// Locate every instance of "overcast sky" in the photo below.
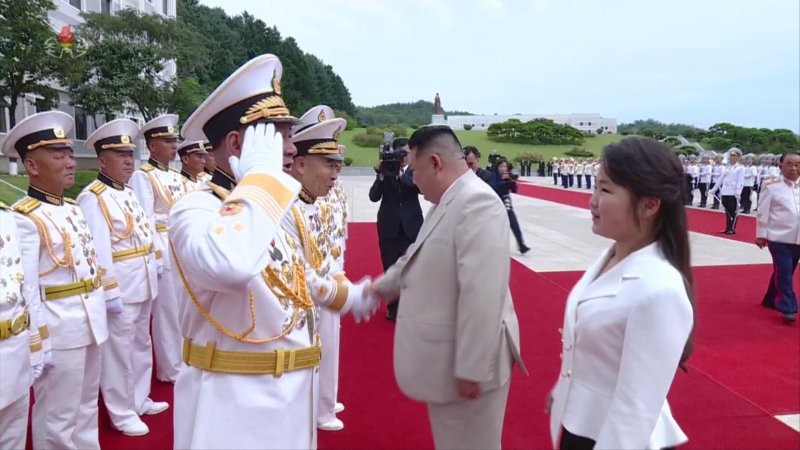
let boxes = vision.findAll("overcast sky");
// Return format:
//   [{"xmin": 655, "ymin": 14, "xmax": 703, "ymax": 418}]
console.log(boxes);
[{"xmin": 199, "ymin": 0, "xmax": 799, "ymax": 132}]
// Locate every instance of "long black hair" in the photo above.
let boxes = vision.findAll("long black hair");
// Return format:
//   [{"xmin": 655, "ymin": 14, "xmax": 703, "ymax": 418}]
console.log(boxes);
[{"xmin": 602, "ymin": 137, "xmax": 695, "ymax": 367}]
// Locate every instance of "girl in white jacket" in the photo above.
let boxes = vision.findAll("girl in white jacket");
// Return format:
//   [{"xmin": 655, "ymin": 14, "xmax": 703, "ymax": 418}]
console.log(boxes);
[{"xmin": 547, "ymin": 137, "xmax": 695, "ymax": 450}]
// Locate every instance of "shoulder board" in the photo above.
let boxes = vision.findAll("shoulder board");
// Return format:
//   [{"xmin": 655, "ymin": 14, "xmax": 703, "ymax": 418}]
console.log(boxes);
[
  {"xmin": 64, "ymin": 197, "xmax": 77, "ymax": 205},
  {"xmin": 12, "ymin": 197, "xmax": 41, "ymax": 214},
  {"xmin": 139, "ymin": 163, "xmax": 154, "ymax": 172},
  {"xmin": 0, "ymin": 201, "xmax": 7, "ymax": 210},
  {"xmin": 88, "ymin": 180, "xmax": 107, "ymax": 195},
  {"xmin": 207, "ymin": 182, "xmax": 230, "ymax": 201}
]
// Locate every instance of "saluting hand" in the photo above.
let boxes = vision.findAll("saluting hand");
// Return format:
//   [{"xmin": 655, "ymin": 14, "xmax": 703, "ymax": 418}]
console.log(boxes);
[{"xmin": 229, "ymin": 122, "xmax": 283, "ymax": 181}]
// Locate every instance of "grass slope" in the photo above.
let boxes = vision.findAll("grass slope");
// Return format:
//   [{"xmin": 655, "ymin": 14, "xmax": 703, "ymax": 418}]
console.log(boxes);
[{"xmin": 340, "ymin": 129, "xmax": 626, "ymax": 167}]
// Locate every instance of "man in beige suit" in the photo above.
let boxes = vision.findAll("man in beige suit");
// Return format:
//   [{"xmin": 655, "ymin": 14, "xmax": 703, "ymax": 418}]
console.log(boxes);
[{"xmin": 370, "ymin": 125, "xmax": 526, "ymax": 450}]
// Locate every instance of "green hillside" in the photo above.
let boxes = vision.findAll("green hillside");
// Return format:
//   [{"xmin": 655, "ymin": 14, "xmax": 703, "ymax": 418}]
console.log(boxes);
[{"xmin": 340, "ymin": 129, "xmax": 626, "ymax": 167}]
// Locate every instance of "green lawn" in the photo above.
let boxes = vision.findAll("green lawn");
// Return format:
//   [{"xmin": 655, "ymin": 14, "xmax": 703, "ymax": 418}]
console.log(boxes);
[
  {"xmin": 340, "ymin": 129, "xmax": 627, "ymax": 167},
  {"xmin": 0, "ymin": 176, "xmax": 28, "ymax": 205}
]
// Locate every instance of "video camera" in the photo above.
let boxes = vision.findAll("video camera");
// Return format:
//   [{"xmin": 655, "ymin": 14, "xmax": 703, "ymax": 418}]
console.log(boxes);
[{"xmin": 378, "ymin": 131, "xmax": 401, "ymax": 176}]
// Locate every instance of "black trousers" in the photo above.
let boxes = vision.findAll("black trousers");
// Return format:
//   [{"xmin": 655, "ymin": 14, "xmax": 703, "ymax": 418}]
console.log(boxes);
[
  {"xmin": 562, "ymin": 173, "xmax": 569, "ymax": 188},
  {"xmin": 508, "ymin": 209, "xmax": 526, "ymax": 251},
  {"xmin": 576, "ymin": 174, "xmax": 583, "ymax": 188},
  {"xmin": 698, "ymin": 182, "xmax": 709, "ymax": 207},
  {"xmin": 585, "ymin": 174, "xmax": 591, "ymax": 190},
  {"xmin": 741, "ymin": 186, "xmax": 753, "ymax": 213},
  {"xmin": 560, "ymin": 427, "xmax": 677, "ymax": 450},
  {"xmin": 378, "ymin": 228, "xmax": 414, "ymax": 315},
  {"xmin": 568, "ymin": 174, "xmax": 574, "ymax": 187},
  {"xmin": 722, "ymin": 195, "xmax": 739, "ymax": 232},
  {"xmin": 553, "ymin": 172, "xmax": 558, "ymax": 184},
  {"xmin": 684, "ymin": 174, "xmax": 694, "ymax": 205}
]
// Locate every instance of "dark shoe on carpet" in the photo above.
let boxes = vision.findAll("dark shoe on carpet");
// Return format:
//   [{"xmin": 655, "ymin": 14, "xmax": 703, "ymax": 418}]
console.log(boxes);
[
  {"xmin": 725, "ymin": 230, "xmax": 736, "ymax": 235},
  {"xmin": 719, "ymin": 230, "xmax": 729, "ymax": 234},
  {"xmin": 520, "ymin": 246, "xmax": 531, "ymax": 255},
  {"xmin": 782, "ymin": 313, "xmax": 797, "ymax": 323}
]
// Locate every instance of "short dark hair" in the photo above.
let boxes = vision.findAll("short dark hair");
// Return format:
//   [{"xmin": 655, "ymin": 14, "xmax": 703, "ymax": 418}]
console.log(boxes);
[
  {"xmin": 779, "ymin": 151, "xmax": 800, "ymax": 163},
  {"xmin": 392, "ymin": 137, "xmax": 409, "ymax": 150},
  {"xmin": 408, "ymin": 126, "xmax": 462, "ymax": 155},
  {"xmin": 463, "ymin": 145, "xmax": 481, "ymax": 159}
]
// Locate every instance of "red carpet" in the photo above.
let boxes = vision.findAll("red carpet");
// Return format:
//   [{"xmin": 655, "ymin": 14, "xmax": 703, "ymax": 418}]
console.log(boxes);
[
  {"xmin": 27, "ymin": 222, "xmax": 799, "ymax": 449},
  {"xmin": 516, "ymin": 181, "xmax": 757, "ymax": 243}
]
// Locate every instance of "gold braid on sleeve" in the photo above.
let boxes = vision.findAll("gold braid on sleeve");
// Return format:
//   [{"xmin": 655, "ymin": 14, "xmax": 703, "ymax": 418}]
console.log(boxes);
[{"xmin": 290, "ymin": 207, "xmax": 323, "ymax": 270}]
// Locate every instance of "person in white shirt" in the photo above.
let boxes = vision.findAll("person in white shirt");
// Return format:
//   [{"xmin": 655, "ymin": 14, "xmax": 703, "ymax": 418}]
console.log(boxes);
[
  {"xmin": 552, "ymin": 158, "xmax": 560, "ymax": 185},
  {"xmin": 756, "ymin": 151, "xmax": 800, "ymax": 323},
  {"xmin": 709, "ymin": 148, "xmax": 746, "ymax": 234},
  {"xmin": 741, "ymin": 153, "xmax": 758, "ymax": 213},
  {"xmin": 547, "ymin": 137, "xmax": 694, "ymax": 450},
  {"xmin": 560, "ymin": 158, "xmax": 569, "ymax": 189},
  {"xmin": 698, "ymin": 154, "xmax": 713, "ymax": 207},
  {"xmin": 583, "ymin": 158, "xmax": 593, "ymax": 189},
  {"xmin": 567, "ymin": 159, "xmax": 575, "ymax": 188},
  {"xmin": 575, "ymin": 161, "xmax": 585, "ymax": 189}
]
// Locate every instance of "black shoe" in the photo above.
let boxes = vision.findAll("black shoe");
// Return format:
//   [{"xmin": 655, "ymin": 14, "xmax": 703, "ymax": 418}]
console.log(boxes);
[
  {"xmin": 520, "ymin": 246, "xmax": 531, "ymax": 255},
  {"xmin": 719, "ymin": 230, "xmax": 729, "ymax": 234},
  {"xmin": 385, "ymin": 309, "xmax": 397, "ymax": 321},
  {"xmin": 725, "ymin": 230, "xmax": 736, "ymax": 235},
  {"xmin": 782, "ymin": 312, "xmax": 797, "ymax": 323}
]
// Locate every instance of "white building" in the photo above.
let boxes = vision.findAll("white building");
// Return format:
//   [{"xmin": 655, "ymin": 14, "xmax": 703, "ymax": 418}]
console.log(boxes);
[
  {"xmin": 0, "ymin": 0, "xmax": 176, "ymax": 170},
  {"xmin": 447, "ymin": 113, "xmax": 618, "ymax": 134}
]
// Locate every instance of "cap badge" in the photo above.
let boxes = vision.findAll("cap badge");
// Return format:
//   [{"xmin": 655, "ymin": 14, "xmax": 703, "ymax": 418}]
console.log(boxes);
[
  {"xmin": 121, "ymin": 135, "xmax": 130, "ymax": 144},
  {"xmin": 333, "ymin": 128, "xmax": 342, "ymax": 141},
  {"xmin": 318, "ymin": 110, "xmax": 326, "ymax": 122},
  {"xmin": 168, "ymin": 126, "xmax": 175, "ymax": 134},
  {"xmin": 53, "ymin": 128, "xmax": 65, "ymax": 138}
]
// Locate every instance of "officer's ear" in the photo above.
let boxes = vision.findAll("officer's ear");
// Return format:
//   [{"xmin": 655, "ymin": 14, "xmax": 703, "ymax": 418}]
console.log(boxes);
[
  {"xmin": 225, "ymin": 129, "xmax": 244, "ymax": 158},
  {"xmin": 23, "ymin": 153, "xmax": 40, "ymax": 177}
]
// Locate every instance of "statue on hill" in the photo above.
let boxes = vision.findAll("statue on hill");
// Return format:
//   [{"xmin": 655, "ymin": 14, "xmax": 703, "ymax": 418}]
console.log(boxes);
[{"xmin": 434, "ymin": 93, "xmax": 442, "ymax": 115}]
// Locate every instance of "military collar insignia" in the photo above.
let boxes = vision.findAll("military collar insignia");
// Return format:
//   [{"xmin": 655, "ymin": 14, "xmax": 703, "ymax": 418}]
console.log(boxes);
[
  {"xmin": 299, "ymin": 187, "xmax": 316, "ymax": 204},
  {"xmin": 28, "ymin": 185, "xmax": 64, "ymax": 206},
  {"xmin": 210, "ymin": 168, "xmax": 237, "ymax": 191},
  {"xmin": 98, "ymin": 172, "xmax": 125, "ymax": 190},
  {"xmin": 148, "ymin": 158, "xmax": 170, "ymax": 172},
  {"xmin": 181, "ymin": 170, "xmax": 198, "ymax": 183}
]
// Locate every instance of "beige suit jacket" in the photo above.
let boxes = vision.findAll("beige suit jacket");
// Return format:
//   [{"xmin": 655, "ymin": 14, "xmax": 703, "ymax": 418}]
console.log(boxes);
[{"xmin": 375, "ymin": 170, "xmax": 526, "ymax": 404}]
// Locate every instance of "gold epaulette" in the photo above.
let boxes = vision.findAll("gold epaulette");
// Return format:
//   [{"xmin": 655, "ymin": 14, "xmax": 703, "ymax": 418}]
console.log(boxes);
[
  {"xmin": 88, "ymin": 180, "xmax": 107, "ymax": 195},
  {"xmin": 207, "ymin": 182, "xmax": 229, "ymax": 201},
  {"xmin": 0, "ymin": 201, "xmax": 7, "ymax": 210},
  {"xmin": 64, "ymin": 198, "xmax": 77, "ymax": 205},
  {"xmin": 12, "ymin": 198, "xmax": 41, "ymax": 215},
  {"xmin": 139, "ymin": 163, "xmax": 154, "ymax": 172}
]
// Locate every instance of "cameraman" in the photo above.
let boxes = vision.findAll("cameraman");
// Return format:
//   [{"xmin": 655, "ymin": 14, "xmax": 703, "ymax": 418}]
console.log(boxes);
[
  {"xmin": 492, "ymin": 158, "xmax": 531, "ymax": 255},
  {"xmin": 369, "ymin": 137, "xmax": 423, "ymax": 321}
]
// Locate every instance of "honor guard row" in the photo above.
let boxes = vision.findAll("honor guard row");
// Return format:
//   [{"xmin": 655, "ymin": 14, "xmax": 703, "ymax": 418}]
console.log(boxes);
[
  {"xmin": 0, "ymin": 111, "xmax": 176, "ymax": 448},
  {"xmin": 171, "ymin": 53, "xmax": 375, "ymax": 449}
]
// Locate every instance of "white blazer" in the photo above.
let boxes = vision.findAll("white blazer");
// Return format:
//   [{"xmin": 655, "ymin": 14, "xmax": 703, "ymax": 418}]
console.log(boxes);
[{"xmin": 549, "ymin": 242, "xmax": 693, "ymax": 449}]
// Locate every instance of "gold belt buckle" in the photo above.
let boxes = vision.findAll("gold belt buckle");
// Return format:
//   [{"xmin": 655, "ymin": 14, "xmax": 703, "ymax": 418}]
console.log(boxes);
[{"xmin": 10, "ymin": 312, "xmax": 28, "ymax": 335}]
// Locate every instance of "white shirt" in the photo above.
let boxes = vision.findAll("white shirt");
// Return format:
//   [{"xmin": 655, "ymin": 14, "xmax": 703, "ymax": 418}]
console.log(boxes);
[
  {"xmin": 742, "ymin": 165, "xmax": 758, "ymax": 187},
  {"xmin": 756, "ymin": 177, "xmax": 800, "ymax": 245},
  {"xmin": 699, "ymin": 164, "xmax": 712, "ymax": 183},
  {"xmin": 712, "ymin": 163, "xmax": 745, "ymax": 197}
]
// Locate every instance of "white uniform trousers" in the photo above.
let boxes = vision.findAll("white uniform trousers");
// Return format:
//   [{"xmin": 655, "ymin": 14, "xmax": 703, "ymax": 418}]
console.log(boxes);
[
  {"xmin": 426, "ymin": 379, "xmax": 511, "ymax": 450},
  {"xmin": 152, "ymin": 271, "xmax": 181, "ymax": 382},
  {"xmin": 33, "ymin": 343, "xmax": 102, "ymax": 450},
  {"xmin": 0, "ymin": 392, "xmax": 29, "ymax": 450},
  {"xmin": 317, "ymin": 308, "xmax": 341, "ymax": 423},
  {"xmin": 101, "ymin": 300, "xmax": 154, "ymax": 428}
]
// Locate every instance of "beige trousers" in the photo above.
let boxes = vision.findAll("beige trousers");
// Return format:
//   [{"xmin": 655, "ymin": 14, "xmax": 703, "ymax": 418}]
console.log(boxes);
[{"xmin": 427, "ymin": 379, "xmax": 511, "ymax": 450}]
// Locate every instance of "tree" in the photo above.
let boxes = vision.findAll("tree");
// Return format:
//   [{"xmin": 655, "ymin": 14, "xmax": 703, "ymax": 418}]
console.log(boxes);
[
  {"xmin": 64, "ymin": 9, "xmax": 206, "ymax": 122},
  {"xmin": 0, "ymin": 0, "xmax": 62, "ymax": 128}
]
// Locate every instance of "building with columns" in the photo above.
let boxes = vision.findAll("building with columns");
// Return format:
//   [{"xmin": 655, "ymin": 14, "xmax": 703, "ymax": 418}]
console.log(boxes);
[{"xmin": 446, "ymin": 112, "xmax": 618, "ymax": 134}]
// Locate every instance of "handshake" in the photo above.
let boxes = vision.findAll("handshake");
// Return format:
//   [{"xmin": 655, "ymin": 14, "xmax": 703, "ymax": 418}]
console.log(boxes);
[{"xmin": 337, "ymin": 276, "xmax": 391, "ymax": 323}]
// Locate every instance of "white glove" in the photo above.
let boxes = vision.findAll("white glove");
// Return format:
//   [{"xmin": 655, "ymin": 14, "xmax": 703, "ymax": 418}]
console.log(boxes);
[
  {"xmin": 43, "ymin": 351, "xmax": 54, "ymax": 368},
  {"xmin": 32, "ymin": 362, "xmax": 45, "ymax": 379},
  {"xmin": 106, "ymin": 297, "xmax": 123, "ymax": 315},
  {"xmin": 229, "ymin": 122, "xmax": 284, "ymax": 182},
  {"xmin": 343, "ymin": 278, "xmax": 379, "ymax": 323}
]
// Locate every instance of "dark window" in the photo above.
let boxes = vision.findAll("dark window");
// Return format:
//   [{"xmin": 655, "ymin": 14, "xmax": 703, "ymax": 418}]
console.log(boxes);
[
  {"xmin": 69, "ymin": 0, "xmax": 81, "ymax": 9},
  {"xmin": 101, "ymin": 0, "xmax": 111, "ymax": 15},
  {"xmin": 32, "ymin": 98, "xmax": 50, "ymax": 114},
  {"xmin": 75, "ymin": 106, "xmax": 88, "ymax": 140},
  {"xmin": 588, "ymin": 122, "xmax": 592, "ymax": 126},
  {"xmin": 163, "ymin": 0, "xmax": 169, "ymax": 15},
  {"xmin": 579, "ymin": 122, "xmax": 584, "ymax": 126}
]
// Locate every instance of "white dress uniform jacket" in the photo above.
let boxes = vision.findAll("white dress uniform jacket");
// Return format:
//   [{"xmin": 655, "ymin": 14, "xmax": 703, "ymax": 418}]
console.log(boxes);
[
  {"xmin": 181, "ymin": 171, "xmax": 206, "ymax": 193},
  {"xmin": 712, "ymin": 163, "xmax": 745, "ymax": 197},
  {"xmin": 130, "ymin": 158, "xmax": 187, "ymax": 382},
  {"xmin": 169, "ymin": 173, "xmax": 339, "ymax": 449},
  {"xmin": 0, "ymin": 207, "xmax": 45, "ymax": 450},
  {"xmin": 77, "ymin": 176, "xmax": 160, "ymax": 426},
  {"xmin": 14, "ymin": 191, "xmax": 109, "ymax": 450},
  {"xmin": 550, "ymin": 242, "xmax": 693, "ymax": 449},
  {"xmin": 756, "ymin": 177, "xmax": 800, "ymax": 245}
]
